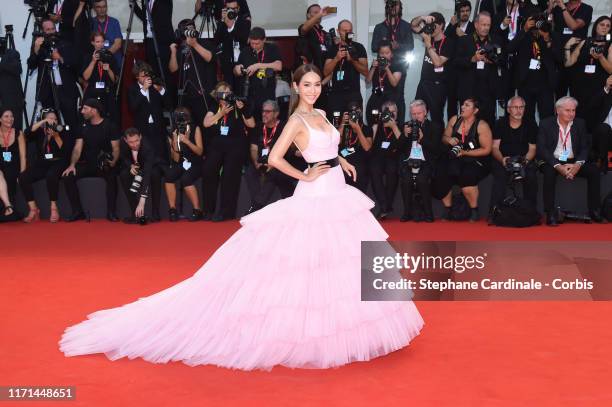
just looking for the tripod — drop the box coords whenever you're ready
[193,3,217,39]
[176,44,210,113]
[1,26,29,129]
[30,56,67,130]
[115,1,136,100]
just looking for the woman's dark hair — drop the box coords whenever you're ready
[173,106,192,124]
[289,64,323,114]
[90,31,106,42]
[377,39,393,53]
[430,12,445,27]
[463,98,480,114]
[0,107,14,117]
[591,16,612,38]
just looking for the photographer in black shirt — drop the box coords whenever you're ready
[490,96,538,210]
[82,32,119,124]
[398,100,443,222]
[371,0,414,65]
[336,101,373,193]
[366,40,403,125]
[62,98,120,222]
[195,0,251,22]
[297,4,334,71]
[213,0,251,90]
[19,109,69,223]
[324,20,368,119]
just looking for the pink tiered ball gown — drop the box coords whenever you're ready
[59,109,424,370]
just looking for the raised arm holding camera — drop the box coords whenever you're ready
[296,4,333,72]
[336,102,372,193]
[19,109,69,223]
[366,40,403,124]
[371,0,413,65]
[82,32,119,124]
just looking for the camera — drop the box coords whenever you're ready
[216,91,246,106]
[39,33,59,61]
[377,56,389,68]
[422,23,436,35]
[348,108,362,124]
[478,43,502,64]
[173,110,190,135]
[532,13,552,33]
[143,69,164,87]
[44,122,64,133]
[380,107,394,123]
[588,35,611,55]
[405,120,421,141]
[129,170,142,194]
[332,111,342,127]
[505,156,526,181]
[371,109,380,122]
[226,7,239,20]
[400,157,423,178]
[95,48,113,64]
[24,0,49,19]
[96,151,113,172]
[449,144,463,158]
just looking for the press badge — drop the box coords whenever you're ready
[410,144,425,160]
[182,159,192,170]
[468,142,475,149]
[320,44,327,52]
[2,151,11,162]
[340,147,355,157]
[434,66,444,73]
[104,40,110,48]
[261,148,269,156]
[559,150,569,162]
[220,126,229,136]
[584,65,596,74]
[45,153,53,160]
[381,141,391,149]
[96,81,106,89]
[529,59,540,70]
[563,28,573,35]
[476,61,485,70]
[336,70,345,81]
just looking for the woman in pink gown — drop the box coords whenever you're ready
[59,64,424,371]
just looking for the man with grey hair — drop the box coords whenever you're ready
[454,10,506,127]
[537,96,605,225]
[245,100,301,213]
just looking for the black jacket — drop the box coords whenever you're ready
[397,120,444,163]
[134,0,175,45]
[506,29,561,89]
[213,17,251,66]
[0,49,24,109]
[537,117,590,166]
[587,87,612,129]
[127,83,166,131]
[120,138,158,197]
[26,37,79,99]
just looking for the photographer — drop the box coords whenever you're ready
[61,98,120,222]
[366,40,404,124]
[337,102,373,193]
[18,109,69,223]
[547,0,593,99]
[537,96,605,225]
[195,0,251,22]
[440,98,493,222]
[234,27,282,120]
[46,0,81,41]
[490,96,538,211]
[163,107,204,221]
[324,20,368,119]
[454,11,506,127]
[27,19,79,136]
[588,75,612,172]
[119,128,162,224]
[0,108,26,207]
[90,0,123,66]
[413,12,455,125]
[296,4,333,72]
[507,13,561,122]
[564,16,612,130]
[245,100,299,213]
[170,19,217,128]
[0,27,25,131]
[133,0,174,83]
[213,0,251,90]
[203,81,255,221]
[82,32,119,124]
[369,100,402,219]
[398,100,443,222]
[371,0,414,66]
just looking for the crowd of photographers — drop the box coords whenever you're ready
[0,0,610,227]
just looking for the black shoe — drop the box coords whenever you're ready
[400,214,412,222]
[202,211,212,221]
[440,206,451,221]
[65,211,86,222]
[168,208,179,222]
[211,213,225,222]
[469,207,480,223]
[106,212,119,222]
[589,210,608,224]
[378,211,388,220]
[189,209,203,222]
[122,216,138,224]
[546,212,558,227]
[423,216,434,223]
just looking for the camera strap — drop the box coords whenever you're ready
[262,121,278,148]
[385,18,400,42]
[1,128,12,151]
[96,17,110,35]
[313,26,325,45]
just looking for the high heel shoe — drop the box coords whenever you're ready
[23,208,40,223]
[49,207,60,223]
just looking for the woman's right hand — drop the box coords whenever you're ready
[220,104,234,116]
[304,162,330,181]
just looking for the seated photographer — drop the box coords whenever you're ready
[369,100,402,219]
[213,0,251,90]
[245,100,299,213]
[439,98,493,222]
[0,107,26,206]
[371,0,414,67]
[564,16,612,130]
[170,19,217,129]
[234,27,282,120]
[119,128,162,224]
[61,98,120,222]
[82,32,119,124]
[90,0,123,66]
[588,75,612,172]
[454,11,506,128]
[195,0,251,22]
[163,108,204,222]
[490,96,538,211]
[203,82,255,222]
[18,109,69,223]
[336,102,373,193]
[27,18,80,136]
[324,20,368,119]
[537,96,605,225]
[366,40,404,125]
[413,12,455,125]
[507,14,561,122]
[398,100,443,222]
[297,4,334,72]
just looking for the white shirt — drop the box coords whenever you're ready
[553,120,574,160]
[145,0,155,39]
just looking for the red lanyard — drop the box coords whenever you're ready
[55,0,63,15]
[460,121,468,143]
[257,49,265,63]
[559,124,571,150]
[378,68,386,89]
[386,18,400,42]
[436,36,446,55]
[97,62,104,79]
[532,41,540,59]
[313,26,325,44]
[97,17,109,35]
[1,128,11,150]
[347,129,357,146]
[263,121,278,147]
[384,128,393,140]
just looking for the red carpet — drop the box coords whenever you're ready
[1,220,611,406]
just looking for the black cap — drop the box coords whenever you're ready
[82,98,104,115]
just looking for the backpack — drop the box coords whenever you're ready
[450,192,471,221]
[491,197,541,227]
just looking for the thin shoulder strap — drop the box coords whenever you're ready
[293,112,313,130]
[315,109,334,127]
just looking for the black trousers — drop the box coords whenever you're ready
[541,162,600,213]
[18,159,65,202]
[399,161,433,217]
[415,80,447,125]
[518,85,554,123]
[490,160,538,207]
[202,145,246,218]
[0,161,19,199]
[244,164,296,210]
[369,152,399,212]
[327,90,362,121]
[592,123,612,162]
[163,160,202,186]
[120,165,163,215]
[344,153,370,194]
[62,163,118,214]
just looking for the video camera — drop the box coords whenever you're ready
[24,0,49,20]
[505,156,526,181]
[0,25,14,56]
[216,91,247,107]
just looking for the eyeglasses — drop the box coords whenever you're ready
[262,110,276,113]
[508,105,525,110]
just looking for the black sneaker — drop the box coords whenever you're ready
[106,212,119,222]
[400,214,412,222]
[469,208,480,223]
[168,208,179,222]
[65,211,86,222]
[189,209,204,222]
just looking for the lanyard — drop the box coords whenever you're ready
[460,121,468,144]
[386,18,400,42]
[378,67,386,89]
[97,62,104,79]
[347,128,358,147]
[55,0,64,15]
[257,49,265,63]
[559,124,571,150]
[532,41,541,59]
[313,26,325,44]
[97,17,109,35]
[263,121,278,147]
[436,36,446,55]
[1,128,10,150]
[384,127,393,140]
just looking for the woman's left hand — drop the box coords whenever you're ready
[341,160,357,182]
